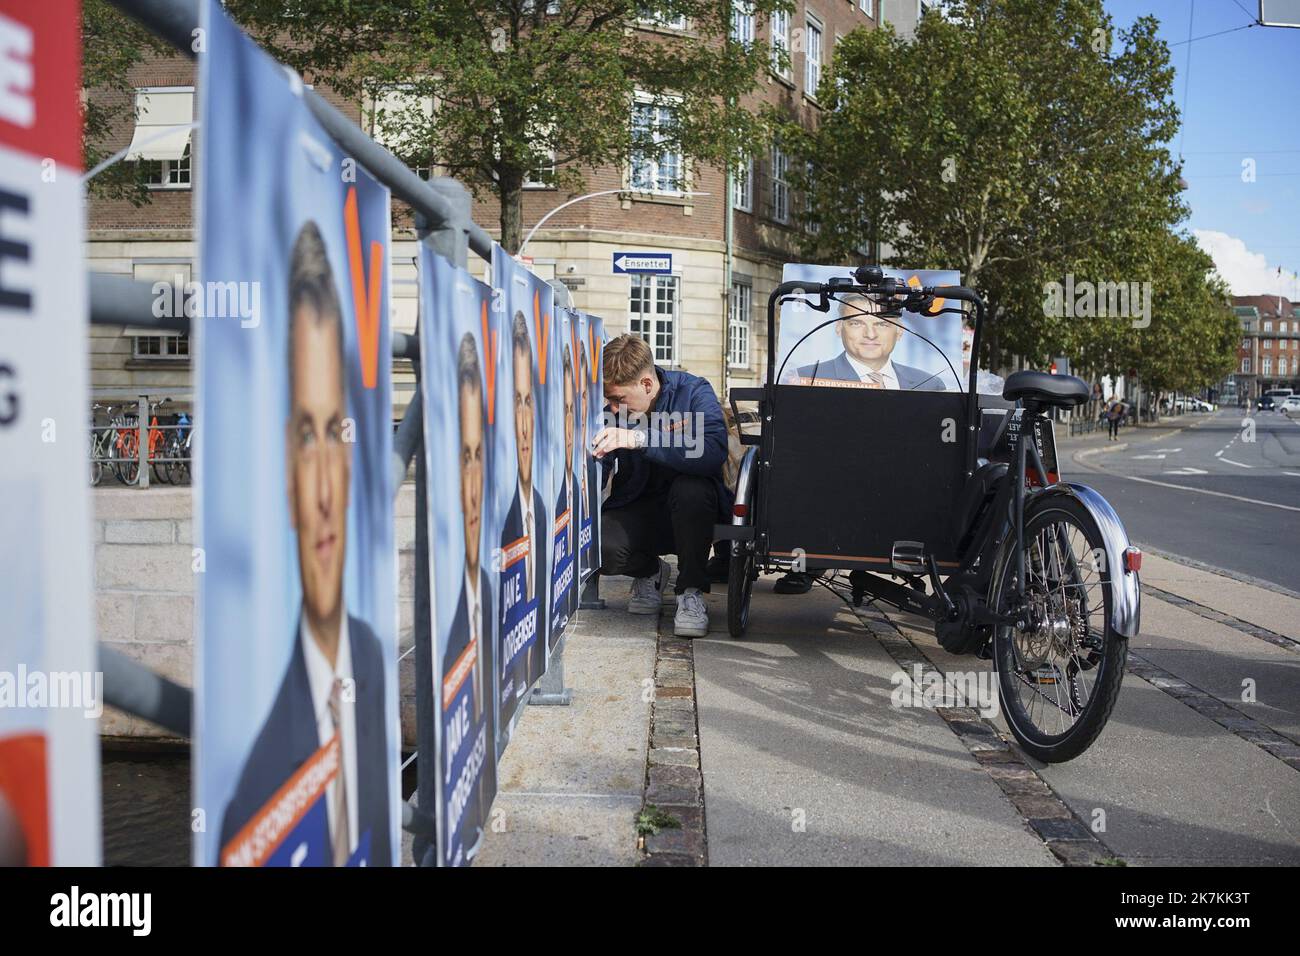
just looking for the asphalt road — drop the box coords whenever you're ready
[1067,409,1300,592]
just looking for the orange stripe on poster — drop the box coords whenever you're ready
[220,736,339,867]
[443,639,478,711]
[533,290,549,386]
[344,187,383,389]
[0,733,50,867]
[481,301,497,426]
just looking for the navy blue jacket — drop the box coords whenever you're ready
[602,366,732,519]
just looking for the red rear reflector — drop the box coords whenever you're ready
[733,503,749,517]
[1123,547,1142,572]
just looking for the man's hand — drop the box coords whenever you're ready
[591,426,643,458]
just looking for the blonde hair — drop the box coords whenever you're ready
[603,333,655,386]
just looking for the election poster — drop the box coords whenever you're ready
[419,250,498,867]
[577,313,604,584]
[549,307,580,652]
[0,0,100,867]
[776,265,964,393]
[196,0,398,867]
[573,313,599,583]
[489,245,552,745]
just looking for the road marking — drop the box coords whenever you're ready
[1094,473,1300,512]
[1132,454,1166,460]
[1215,450,1224,457]
[1220,457,1253,469]
[1163,467,1207,475]
[1152,448,1182,453]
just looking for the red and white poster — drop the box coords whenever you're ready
[0,0,101,866]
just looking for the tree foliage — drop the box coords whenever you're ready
[224,0,790,252]
[781,0,1235,391]
[82,0,169,205]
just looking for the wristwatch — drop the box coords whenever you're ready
[632,429,647,450]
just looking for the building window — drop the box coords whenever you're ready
[1282,321,1289,333]
[805,16,823,96]
[1264,339,1273,350]
[1264,320,1273,332]
[1281,358,1290,376]
[770,9,791,79]
[860,0,874,16]
[630,99,682,194]
[368,84,435,179]
[733,156,753,212]
[1263,357,1272,375]
[638,3,686,29]
[133,333,190,359]
[728,280,752,368]
[629,274,679,364]
[1242,358,1251,374]
[129,87,195,190]
[731,2,754,45]
[770,142,789,223]
[129,261,192,362]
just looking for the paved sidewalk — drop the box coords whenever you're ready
[472,589,657,866]
[693,580,1057,866]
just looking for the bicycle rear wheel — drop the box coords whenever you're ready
[990,495,1127,763]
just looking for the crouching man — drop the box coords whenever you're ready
[592,334,731,637]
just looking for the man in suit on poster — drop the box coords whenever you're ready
[795,293,941,391]
[550,347,577,649]
[499,311,547,730]
[220,220,390,868]
[441,331,497,857]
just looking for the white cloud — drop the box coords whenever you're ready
[1193,229,1300,297]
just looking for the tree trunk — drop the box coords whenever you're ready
[499,176,525,255]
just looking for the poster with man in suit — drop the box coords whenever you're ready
[776,265,963,392]
[420,251,498,866]
[549,310,579,650]
[490,246,552,745]
[198,2,397,867]
[578,314,605,584]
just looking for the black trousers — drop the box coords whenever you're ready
[1107,417,1120,439]
[600,474,718,594]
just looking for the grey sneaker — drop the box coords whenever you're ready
[628,560,670,614]
[674,588,709,638]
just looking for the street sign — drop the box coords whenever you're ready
[613,252,672,274]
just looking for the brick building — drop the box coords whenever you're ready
[1230,295,1299,404]
[86,2,924,407]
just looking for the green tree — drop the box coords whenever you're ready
[82,0,168,205]
[224,0,788,252]
[782,0,1187,369]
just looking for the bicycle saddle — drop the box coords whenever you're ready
[1002,370,1089,407]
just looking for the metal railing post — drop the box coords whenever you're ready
[136,394,150,489]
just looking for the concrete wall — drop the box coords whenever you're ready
[95,485,418,749]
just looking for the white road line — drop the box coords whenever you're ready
[1285,472,1300,478]
[1099,473,1300,512]
[1215,450,1224,457]
[1219,457,1253,469]
[1164,467,1208,475]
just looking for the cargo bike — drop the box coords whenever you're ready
[716,266,1141,762]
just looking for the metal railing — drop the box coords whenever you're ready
[93,0,589,865]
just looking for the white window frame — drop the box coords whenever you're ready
[1242,358,1251,374]
[628,273,680,365]
[805,14,824,97]
[1263,357,1273,375]
[731,2,755,45]
[367,82,436,180]
[1281,357,1290,376]
[1264,320,1273,331]
[638,4,686,30]
[129,260,192,361]
[770,142,789,223]
[733,156,753,212]
[728,279,752,368]
[860,0,874,17]
[629,95,684,195]
[133,86,195,191]
[770,9,791,79]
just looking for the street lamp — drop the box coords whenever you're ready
[518,188,709,257]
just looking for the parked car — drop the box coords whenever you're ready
[1280,395,1300,417]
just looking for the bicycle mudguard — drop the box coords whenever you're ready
[1027,482,1141,639]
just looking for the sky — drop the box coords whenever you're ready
[1104,0,1300,299]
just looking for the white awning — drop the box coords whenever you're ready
[125,90,194,162]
